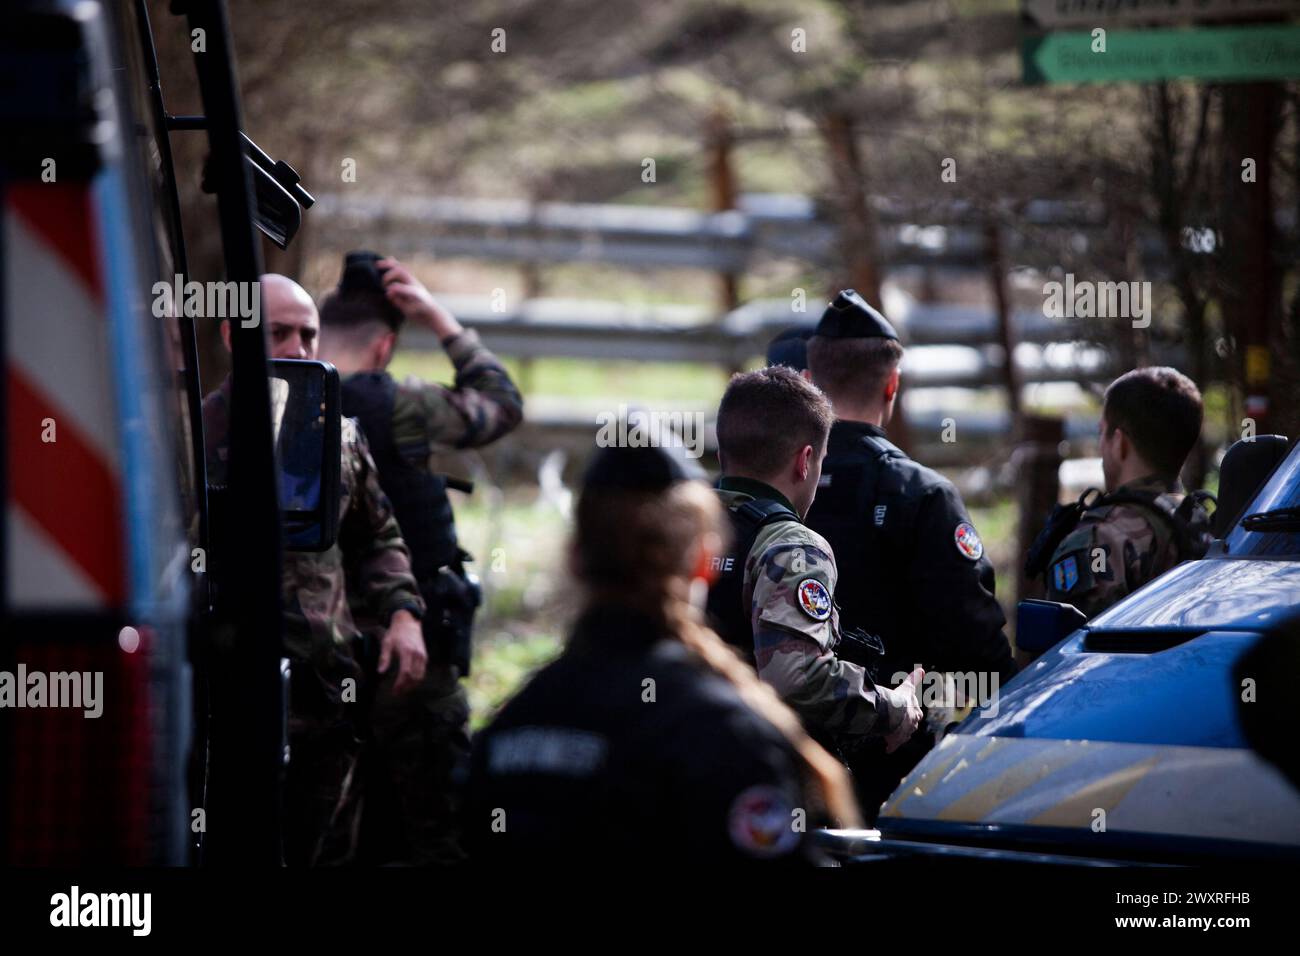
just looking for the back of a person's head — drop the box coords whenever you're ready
[1103,366,1204,478]
[765,326,813,371]
[319,251,405,349]
[319,287,400,348]
[716,365,834,479]
[574,478,725,608]
[807,335,903,409]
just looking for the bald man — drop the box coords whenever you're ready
[203,274,427,866]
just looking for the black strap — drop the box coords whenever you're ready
[1024,488,1102,579]
[734,498,799,531]
[1101,489,1191,561]
[705,496,800,658]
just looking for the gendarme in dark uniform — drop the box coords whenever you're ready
[803,292,1015,811]
[466,444,816,865]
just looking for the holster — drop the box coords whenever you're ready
[420,548,482,677]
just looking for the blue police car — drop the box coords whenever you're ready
[822,436,1300,864]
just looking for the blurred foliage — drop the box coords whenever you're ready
[454,491,568,730]
[391,352,731,404]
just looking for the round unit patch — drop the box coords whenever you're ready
[954,522,984,561]
[796,578,832,621]
[728,785,799,857]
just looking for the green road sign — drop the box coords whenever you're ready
[1022,0,1300,31]
[1023,23,1300,84]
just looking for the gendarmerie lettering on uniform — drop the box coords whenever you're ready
[0,665,102,718]
[487,727,609,777]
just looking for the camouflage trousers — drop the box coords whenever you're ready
[357,663,470,866]
[282,654,365,868]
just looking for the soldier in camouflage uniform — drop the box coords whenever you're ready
[318,253,524,865]
[1042,367,1210,621]
[204,274,428,866]
[707,367,922,757]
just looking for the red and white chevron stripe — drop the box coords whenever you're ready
[5,182,126,611]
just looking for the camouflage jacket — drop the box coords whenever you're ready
[386,328,524,454]
[718,481,897,743]
[202,378,424,680]
[1044,474,1189,619]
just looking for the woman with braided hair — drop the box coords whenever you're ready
[466,442,860,864]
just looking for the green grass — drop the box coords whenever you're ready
[467,630,562,732]
[453,490,568,730]
[967,498,1020,632]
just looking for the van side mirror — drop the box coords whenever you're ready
[201,134,314,249]
[1015,599,1087,658]
[268,359,340,552]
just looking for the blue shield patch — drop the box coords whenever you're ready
[1052,555,1079,593]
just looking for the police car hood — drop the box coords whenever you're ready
[876,559,1300,854]
[962,558,1300,750]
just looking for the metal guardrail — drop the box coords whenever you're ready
[314,191,1168,271]
[398,291,1170,388]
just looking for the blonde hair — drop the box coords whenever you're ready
[574,478,863,828]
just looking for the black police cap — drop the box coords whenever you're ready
[583,440,705,494]
[765,326,814,371]
[814,289,898,340]
[336,250,404,330]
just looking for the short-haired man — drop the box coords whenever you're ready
[1041,366,1209,619]
[318,252,523,865]
[804,290,1015,816]
[707,366,922,757]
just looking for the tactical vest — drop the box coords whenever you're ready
[804,432,912,672]
[705,497,800,662]
[341,372,460,585]
[1025,486,1216,582]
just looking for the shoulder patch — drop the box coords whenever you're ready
[728,785,799,857]
[1051,554,1080,593]
[954,521,984,561]
[796,578,832,621]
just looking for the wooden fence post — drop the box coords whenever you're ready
[1015,414,1064,610]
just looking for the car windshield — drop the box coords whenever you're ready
[1224,444,1300,558]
